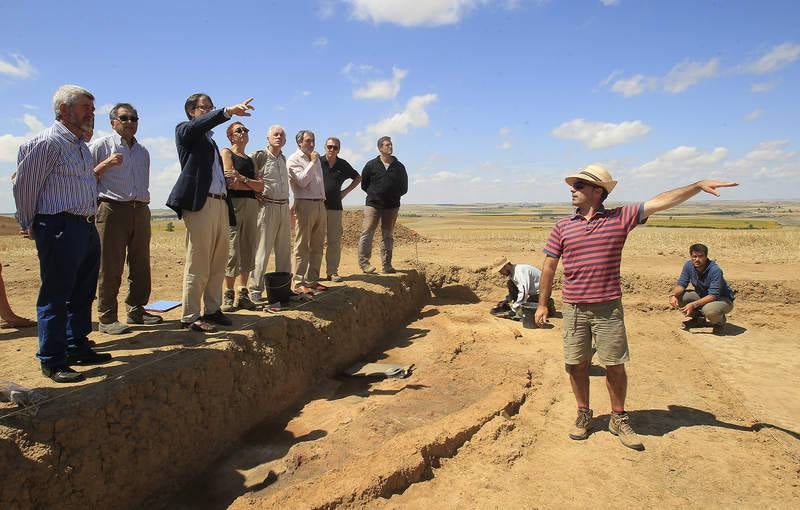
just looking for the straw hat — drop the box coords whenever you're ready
[564,164,617,194]
[492,256,510,273]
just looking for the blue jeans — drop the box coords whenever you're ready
[33,213,100,368]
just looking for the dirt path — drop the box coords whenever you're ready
[166,281,799,509]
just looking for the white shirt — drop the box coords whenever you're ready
[510,264,542,310]
[89,133,151,202]
[286,149,325,200]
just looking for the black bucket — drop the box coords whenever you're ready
[266,272,295,304]
[520,303,537,329]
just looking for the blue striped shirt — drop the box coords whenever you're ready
[13,121,97,229]
[89,133,151,202]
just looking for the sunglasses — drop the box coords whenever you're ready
[326,145,339,150]
[572,181,598,190]
[233,127,249,134]
[116,115,139,122]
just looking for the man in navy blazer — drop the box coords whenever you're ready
[167,93,254,332]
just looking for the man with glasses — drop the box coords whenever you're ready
[90,103,161,335]
[358,136,408,274]
[166,93,254,332]
[14,84,112,383]
[248,125,293,303]
[287,130,328,294]
[534,165,737,450]
[321,137,361,282]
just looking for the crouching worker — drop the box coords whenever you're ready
[491,256,556,319]
[669,243,735,335]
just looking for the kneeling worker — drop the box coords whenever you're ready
[492,256,556,318]
[669,243,735,335]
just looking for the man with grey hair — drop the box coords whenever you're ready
[287,130,328,293]
[89,103,162,335]
[13,84,112,383]
[248,125,293,302]
[358,136,408,274]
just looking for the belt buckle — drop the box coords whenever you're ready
[87,215,95,223]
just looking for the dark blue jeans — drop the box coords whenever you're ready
[33,213,100,368]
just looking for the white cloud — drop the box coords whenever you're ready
[313,37,328,47]
[751,81,777,93]
[302,90,312,96]
[600,0,620,6]
[742,42,800,74]
[611,74,656,97]
[0,114,47,162]
[634,146,729,177]
[140,136,176,160]
[743,109,763,122]
[662,58,720,94]
[606,58,718,97]
[155,160,181,185]
[0,54,35,79]
[499,141,512,150]
[98,103,114,115]
[725,140,798,179]
[551,118,650,149]
[341,62,375,81]
[354,67,408,100]
[499,127,511,136]
[347,0,482,27]
[319,0,335,18]
[365,94,437,136]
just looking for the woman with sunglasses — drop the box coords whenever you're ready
[220,122,264,311]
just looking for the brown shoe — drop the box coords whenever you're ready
[311,282,328,292]
[569,408,593,440]
[181,319,216,332]
[609,412,644,450]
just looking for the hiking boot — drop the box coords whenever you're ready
[568,408,593,440]
[98,321,131,335]
[127,310,163,325]
[221,289,236,312]
[250,291,266,305]
[681,316,708,330]
[203,309,232,326]
[609,412,644,451]
[328,273,342,282]
[361,264,376,274]
[382,265,396,274]
[237,288,256,310]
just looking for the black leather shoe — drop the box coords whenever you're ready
[181,319,216,332]
[202,309,232,326]
[42,365,85,383]
[66,349,113,366]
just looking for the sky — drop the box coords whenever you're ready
[1,0,799,213]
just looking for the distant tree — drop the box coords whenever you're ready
[165,221,175,232]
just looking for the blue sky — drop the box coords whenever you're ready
[1,0,799,213]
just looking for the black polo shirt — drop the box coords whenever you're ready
[321,156,359,210]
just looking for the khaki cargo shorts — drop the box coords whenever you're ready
[562,299,629,366]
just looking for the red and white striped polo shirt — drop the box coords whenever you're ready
[543,203,646,304]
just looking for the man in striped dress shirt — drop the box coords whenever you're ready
[13,84,112,383]
[534,164,737,450]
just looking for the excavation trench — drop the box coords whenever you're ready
[0,271,432,510]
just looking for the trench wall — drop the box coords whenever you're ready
[0,271,429,510]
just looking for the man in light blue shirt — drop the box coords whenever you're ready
[90,103,162,335]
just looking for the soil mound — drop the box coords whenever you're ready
[341,209,428,247]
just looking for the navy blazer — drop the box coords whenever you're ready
[166,108,236,225]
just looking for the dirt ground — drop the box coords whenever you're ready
[1,212,799,508]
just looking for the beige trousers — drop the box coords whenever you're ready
[181,197,229,322]
[226,197,259,277]
[248,202,292,294]
[325,209,343,277]
[293,199,327,286]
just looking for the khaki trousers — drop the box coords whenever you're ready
[293,199,327,286]
[325,209,343,276]
[226,197,259,277]
[248,202,292,294]
[358,206,399,270]
[679,291,734,325]
[181,197,229,322]
[95,201,152,323]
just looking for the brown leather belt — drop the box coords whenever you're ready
[55,212,95,223]
[295,198,324,202]
[98,197,150,208]
[207,193,227,200]
[263,197,289,205]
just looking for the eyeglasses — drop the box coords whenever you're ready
[572,181,598,191]
[234,127,249,134]
[116,115,139,123]
[326,145,339,150]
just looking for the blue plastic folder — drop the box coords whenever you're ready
[144,300,181,312]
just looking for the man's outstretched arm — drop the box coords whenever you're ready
[643,180,738,219]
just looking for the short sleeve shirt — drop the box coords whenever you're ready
[321,157,359,210]
[544,203,646,304]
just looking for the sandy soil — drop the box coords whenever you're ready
[1,215,799,508]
